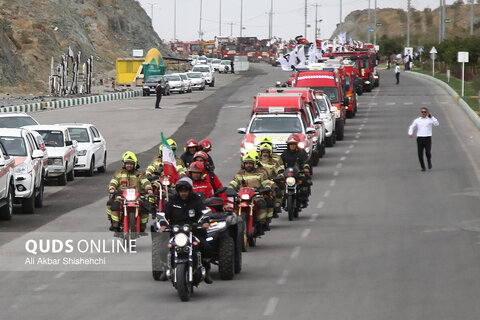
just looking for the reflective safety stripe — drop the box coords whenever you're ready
[229,180,239,188]
[106,208,112,215]
[110,179,119,186]
[111,215,120,222]
[141,217,148,224]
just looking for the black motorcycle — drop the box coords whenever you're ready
[283,167,302,221]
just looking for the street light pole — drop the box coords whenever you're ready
[407,0,411,47]
[340,0,343,34]
[199,0,203,40]
[269,0,273,39]
[470,0,474,36]
[240,0,243,37]
[373,0,377,46]
[174,0,177,40]
[219,0,222,36]
[367,0,371,43]
[305,0,308,38]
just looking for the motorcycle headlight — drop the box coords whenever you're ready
[14,163,31,174]
[286,177,296,187]
[174,233,189,247]
[77,150,87,156]
[241,194,250,200]
[244,142,255,151]
[172,225,180,233]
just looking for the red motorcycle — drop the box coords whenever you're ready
[114,188,147,246]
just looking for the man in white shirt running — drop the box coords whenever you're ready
[408,107,440,171]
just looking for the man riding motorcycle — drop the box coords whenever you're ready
[188,161,228,211]
[229,151,273,234]
[199,138,215,171]
[180,139,200,169]
[259,136,284,166]
[159,177,213,284]
[167,138,187,176]
[107,151,153,233]
[193,151,225,194]
[281,134,312,208]
[259,143,285,217]
[146,141,186,178]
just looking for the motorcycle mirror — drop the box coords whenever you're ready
[213,187,227,196]
[201,208,212,216]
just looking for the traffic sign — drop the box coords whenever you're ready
[368,28,375,32]
[376,23,382,26]
[458,51,469,63]
[430,46,437,54]
[418,46,424,52]
[445,19,451,23]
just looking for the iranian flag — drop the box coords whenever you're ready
[161,133,179,184]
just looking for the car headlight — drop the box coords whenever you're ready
[50,158,63,166]
[174,233,189,247]
[14,163,31,174]
[77,150,87,156]
[298,142,305,149]
[286,177,296,187]
[244,142,255,151]
[143,85,149,89]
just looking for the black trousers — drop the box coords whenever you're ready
[155,94,162,108]
[395,72,400,84]
[417,136,432,169]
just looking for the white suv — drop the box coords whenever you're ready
[58,123,107,176]
[0,141,15,220]
[23,125,77,185]
[314,92,337,147]
[191,65,215,87]
[0,128,46,213]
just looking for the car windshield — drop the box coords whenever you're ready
[187,73,202,78]
[0,137,27,156]
[311,87,339,103]
[179,74,187,80]
[212,59,221,64]
[146,76,162,83]
[36,130,64,147]
[193,67,210,73]
[0,116,37,128]
[207,58,213,63]
[166,75,181,81]
[250,117,303,133]
[68,128,90,143]
[315,97,328,112]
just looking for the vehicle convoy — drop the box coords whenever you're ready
[238,93,316,161]
[0,138,17,220]
[191,65,215,87]
[173,73,192,93]
[314,91,337,147]
[23,125,77,186]
[293,69,347,140]
[59,123,107,176]
[0,128,46,213]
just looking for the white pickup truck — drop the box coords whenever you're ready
[23,125,77,186]
[0,141,15,220]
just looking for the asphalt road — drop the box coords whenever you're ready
[1,64,480,320]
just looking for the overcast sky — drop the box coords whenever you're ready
[138,0,453,42]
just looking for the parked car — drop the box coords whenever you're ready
[28,130,49,178]
[58,123,107,176]
[186,72,206,91]
[210,59,222,71]
[143,75,170,96]
[220,60,231,73]
[314,92,337,147]
[23,125,77,186]
[165,74,188,94]
[0,141,15,220]
[191,65,215,87]
[0,128,46,213]
[0,113,39,128]
[173,73,192,93]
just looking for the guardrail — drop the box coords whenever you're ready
[0,89,143,113]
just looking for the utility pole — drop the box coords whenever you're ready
[373,0,377,46]
[199,0,203,40]
[407,0,411,47]
[230,22,233,37]
[315,3,319,44]
[269,0,273,39]
[305,0,308,38]
[240,0,243,37]
[219,0,222,36]
[438,0,442,42]
[148,3,158,24]
[340,0,343,34]
[442,0,446,40]
[174,0,177,40]
[367,0,371,43]
[470,0,474,36]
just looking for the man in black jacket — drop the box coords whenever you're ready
[281,134,312,208]
[159,177,213,283]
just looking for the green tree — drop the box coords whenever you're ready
[378,35,404,57]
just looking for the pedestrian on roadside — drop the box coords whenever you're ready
[155,80,163,109]
[394,63,401,84]
[230,59,235,74]
[386,59,391,70]
[408,107,439,171]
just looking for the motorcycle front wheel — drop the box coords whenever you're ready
[176,264,192,302]
[287,195,295,221]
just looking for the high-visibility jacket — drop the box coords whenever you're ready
[146,155,186,176]
[259,157,284,179]
[108,168,152,191]
[229,168,272,190]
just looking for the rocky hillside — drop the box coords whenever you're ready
[0,0,176,93]
[331,2,480,45]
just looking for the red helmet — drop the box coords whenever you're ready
[286,133,300,144]
[186,139,199,148]
[200,139,212,152]
[193,151,209,164]
[188,161,205,174]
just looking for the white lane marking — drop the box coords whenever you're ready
[355,135,360,139]
[317,201,324,209]
[340,156,346,161]
[324,190,330,197]
[277,270,290,285]
[345,150,351,154]
[349,144,354,149]
[55,272,65,279]
[356,131,361,135]
[369,102,378,105]
[223,105,237,109]
[290,246,301,259]
[404,102,413,105]
[330,179,336,186]
[333,171,339,176]
[301,228,311,239]
[336,163,342,168]
[263,297,279,316]
[309,213,319,222]
[353,139,358,143]
[239,105,251,109]
[34,284,49,292]
[387,102,396,105]
[358,127,363,131]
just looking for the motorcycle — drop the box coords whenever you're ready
[283,167,304,221]
[156,218,208,302]
[204,195,243,279]
[113,188,147,246]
